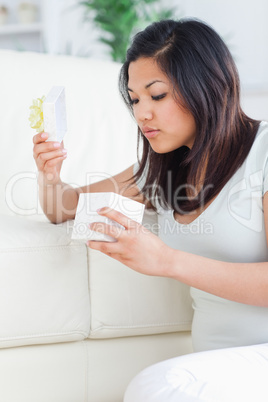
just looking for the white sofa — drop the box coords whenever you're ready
[0,49,194,402]
[1,49,268,402]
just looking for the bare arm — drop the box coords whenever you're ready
[166,249,268,307]
[45,165,144,224]
[166,192,268,306]
[33,132,144,223]
[87,193,268,307]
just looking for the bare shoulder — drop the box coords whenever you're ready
[78,164,146,204]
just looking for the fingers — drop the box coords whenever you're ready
[33,134,62,156]
[88,221,127,258]
[89,221,125,240]
[45,155,67,168]
[97,207,138,230]
[33,132,49,144]
[34,148,67,172]
[35,148,67,163]
[33,132,66,172]
[87,239,123,259]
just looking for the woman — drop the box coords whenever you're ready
[33,19,268,402]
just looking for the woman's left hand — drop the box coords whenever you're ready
[87,207,172,277]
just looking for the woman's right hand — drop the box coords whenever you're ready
[33,132,67,185]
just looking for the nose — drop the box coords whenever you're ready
[134,101,153,124]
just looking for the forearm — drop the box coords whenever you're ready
[167,249,268,307]
[38,174,79,224]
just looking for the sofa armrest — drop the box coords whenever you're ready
[0,215,90,349]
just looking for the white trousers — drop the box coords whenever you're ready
[124,343,268,402]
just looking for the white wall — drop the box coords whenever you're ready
[42,0,108,58]
[42,0,268,92]
[169,0,268,91]
[2,0,267,114]
[167,0,268,119]
[0,0,42,52]
[2,0,268,91]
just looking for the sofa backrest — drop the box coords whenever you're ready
[1,49,268,217]
[0,50,137,217]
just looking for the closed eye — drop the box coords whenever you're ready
[129,93,167,106]
[152,93,167,101]
[129,98,139,106]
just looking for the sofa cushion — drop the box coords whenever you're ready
[87,210,194,339]
[0,212,193,348]
[0,215,90,349]
[88,250,193,339]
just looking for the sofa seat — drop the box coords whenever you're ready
[0,213,193,401]
[0,213,193,347]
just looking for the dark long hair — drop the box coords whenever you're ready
[119,19,260,213]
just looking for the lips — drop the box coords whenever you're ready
[142,126,160,139]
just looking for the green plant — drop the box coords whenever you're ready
[79,0,177,62]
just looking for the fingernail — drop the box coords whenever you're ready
[53,142,60,148]
[41,133,47,138]
[62,149,67,154]
[96,208,103,213]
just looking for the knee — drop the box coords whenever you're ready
[124,344,268,401]
[124,364,164,402]
[123,358,198,402]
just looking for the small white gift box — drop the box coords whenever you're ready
[43,86,67,143]
[72,192,145,242]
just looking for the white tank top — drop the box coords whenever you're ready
[134,121,268,351]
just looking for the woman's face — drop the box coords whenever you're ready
[128,57,196,153]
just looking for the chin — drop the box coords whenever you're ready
[149,137,193,153]
[149,142,181,154]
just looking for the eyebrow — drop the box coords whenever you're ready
[128,80,165,92]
